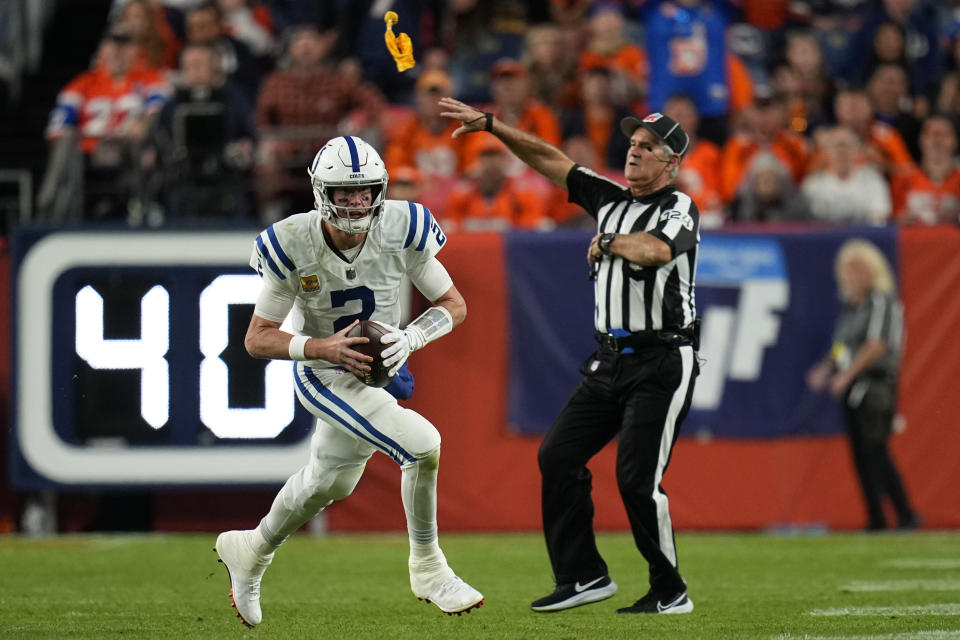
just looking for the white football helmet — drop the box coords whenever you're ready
[308,136,389,234]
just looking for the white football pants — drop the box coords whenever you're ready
[257,365,442,556]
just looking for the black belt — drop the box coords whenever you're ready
[595,328,695,352]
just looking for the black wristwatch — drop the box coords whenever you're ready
[598,233,616,255]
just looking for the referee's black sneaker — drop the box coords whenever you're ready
[530,575,618,612]
[616,588,694,614]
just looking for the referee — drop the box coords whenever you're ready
[440,99,699,615]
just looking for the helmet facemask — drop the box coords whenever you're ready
[308,136,389,234]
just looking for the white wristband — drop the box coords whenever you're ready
[288,334,309,361]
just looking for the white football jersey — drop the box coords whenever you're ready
[249,200,447,368]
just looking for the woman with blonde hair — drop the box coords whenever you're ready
[807,238,919,531]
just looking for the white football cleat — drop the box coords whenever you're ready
[409,559,484,615]
[214,530,273,627]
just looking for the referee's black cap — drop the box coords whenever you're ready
[620,112,690,156]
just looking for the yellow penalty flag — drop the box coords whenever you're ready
[384,11,415,72]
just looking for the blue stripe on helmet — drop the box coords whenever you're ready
[403,201,418,248]
[266,224,296,271]
[311,147,325,173]
[299,367,416,465]
[256,234,286,280]
[416,206,433,251]
[343,136,361,172]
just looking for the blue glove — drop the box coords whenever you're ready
[383,361,414,400]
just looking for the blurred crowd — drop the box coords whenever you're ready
[34,0,960,230]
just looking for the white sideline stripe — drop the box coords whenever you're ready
[776,632,960,640]
[841,579,960,592]
[809,603,960,616]
[885,559,960,570]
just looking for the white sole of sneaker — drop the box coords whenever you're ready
[418,596,485,616]
[659,597,694,614]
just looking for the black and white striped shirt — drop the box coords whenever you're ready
[833,290,903,380]
[567,165,700,333]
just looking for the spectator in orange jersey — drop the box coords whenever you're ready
[663,93,724,228]
[461,58,562,179]
[444,135,550,232]
[825,87,914,178]
[719,86,809,204]
[891,115,960,225]
[46,25,169,156]
[577,2,648,109]
[41,23,170,221]
[385,69,468,216]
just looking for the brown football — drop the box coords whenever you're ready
[346,320,392,387]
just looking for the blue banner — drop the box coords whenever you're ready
[505,226,899,438]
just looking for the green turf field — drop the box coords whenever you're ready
[1,531,959,639]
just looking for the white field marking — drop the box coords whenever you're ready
[775,631,960,640]
[840,579,960,592]
[808,603,960,616]
[884,559,960,570]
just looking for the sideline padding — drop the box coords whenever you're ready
[2,228,958,532]
[327,228,960,532]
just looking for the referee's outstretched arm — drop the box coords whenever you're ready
[439,97,574,189]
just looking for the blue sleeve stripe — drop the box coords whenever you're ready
[54,104,79,127]
[256,235,286,280]
[403,201,418,249]
[416,205,432,251]
[144,94,166,108]
[266,224,296,271]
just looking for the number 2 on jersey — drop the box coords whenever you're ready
[331,286,375,332]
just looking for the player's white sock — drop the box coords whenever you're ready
[250,525,280,556]
[402,448,442,563]
[258,451,365,546]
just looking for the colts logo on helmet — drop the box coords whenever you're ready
[349,173,365,179]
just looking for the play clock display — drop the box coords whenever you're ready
[12,231,315,488]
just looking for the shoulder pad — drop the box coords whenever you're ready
[253,213,315,281]
[379,199,446,256]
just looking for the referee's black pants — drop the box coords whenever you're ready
[844,380,915,530]
[537,343,697,595]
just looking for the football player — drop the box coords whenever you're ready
[214,136,483,626]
